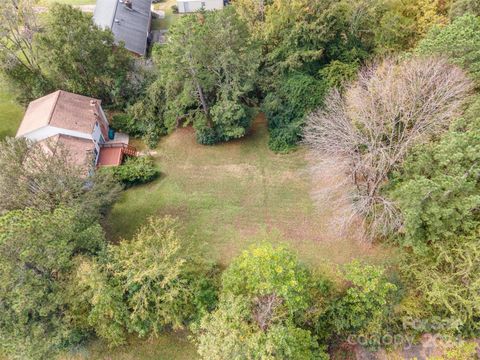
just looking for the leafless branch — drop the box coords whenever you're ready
[304,57,473,241]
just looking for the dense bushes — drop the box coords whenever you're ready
[72,216,219,347]
[416,14,480,83]
[195,243,331,359]
[328,261,397,347]
[194,242,399,358]
[105,156,159,186]
[263,74,327,152]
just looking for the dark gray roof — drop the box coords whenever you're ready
[93,0,152,56]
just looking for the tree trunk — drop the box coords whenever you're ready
[187,53,212,127]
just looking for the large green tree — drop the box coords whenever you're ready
[388,99,480,335]
[0,2,133,105]
[0,207,105,360]
[36,3,132,104]
[195,243,330,359]
[149,7,260,145]
[71,216,218,346]
[416,14,480,83]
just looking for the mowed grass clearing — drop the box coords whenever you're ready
[99,114,392,360]
[63,332,197,360]
[106,114,392,272]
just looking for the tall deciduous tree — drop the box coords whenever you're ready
[0,207,105,360]
[303,57,472,239]
[36,3,132,104]
[195,243,330,360]
[0,0,50,101]
[0,137,121,217]
[0,3,133,105]
[71,216,219,345]
[154,7,260,144]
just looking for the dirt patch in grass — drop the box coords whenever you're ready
[106,114,393,272]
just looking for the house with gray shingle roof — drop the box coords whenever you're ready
[93,0,152,56]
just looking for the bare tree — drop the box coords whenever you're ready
[304,57,473,240]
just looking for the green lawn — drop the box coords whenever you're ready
[97,114,393,359]
[0,82,23,140]
[152,0,179,30]
[106,114,391,271]
[62,332,198,360]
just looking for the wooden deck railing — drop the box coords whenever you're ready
[101,143,138,157]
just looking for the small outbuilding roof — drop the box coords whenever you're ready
[16,90,108,139]
[93,0,152,56]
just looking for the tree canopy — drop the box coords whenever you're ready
[141,7,260,145]
[0,1,133,105]
[0,207,105,359]
[195,243,330,360]
[0,137,121,218]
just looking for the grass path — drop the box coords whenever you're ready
[63,332,197,360]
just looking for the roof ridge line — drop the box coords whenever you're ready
[111,0,121,28]
[47,90,62,126]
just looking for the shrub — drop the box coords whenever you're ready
[263,73,326,153]
[329,261,397,346]
[171,4,179,13]
[195,126,218,145]
[110,113,139,136]
[318,60,359,90]
[108,156,159,186]
[268,126,301,153]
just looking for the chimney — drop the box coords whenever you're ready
[90,100,101,119]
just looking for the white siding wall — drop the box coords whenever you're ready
[91,122,104,152]
[177,0,224,13]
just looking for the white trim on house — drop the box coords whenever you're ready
[21,125,105,165]
[21,125,94,143]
